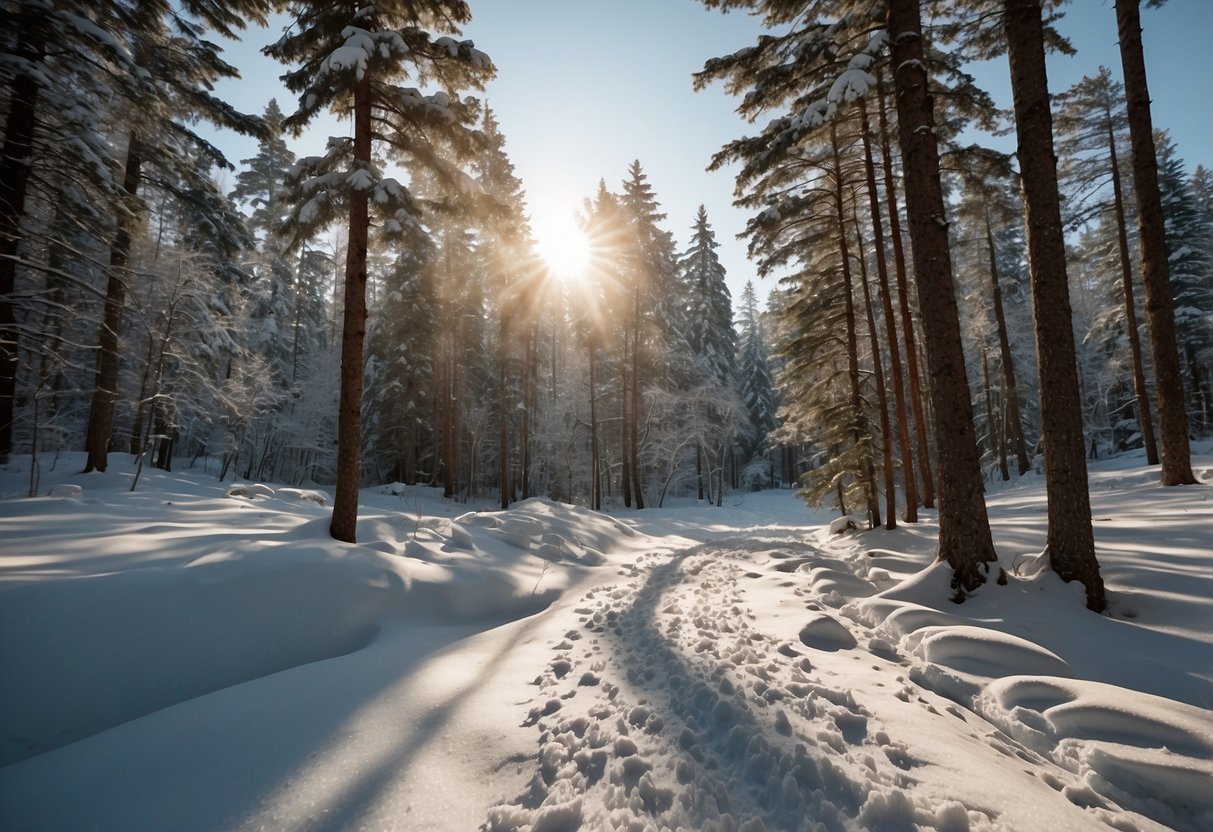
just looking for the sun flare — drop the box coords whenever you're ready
[533,212,591,284]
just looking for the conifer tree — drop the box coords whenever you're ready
[887,0,999,597]
[1002,0,1105,610]
[266,0,493,541]
[1115,0,1197,485]
[1056,68,1158,464]
[736,280,778,467]
[82,0,272,474]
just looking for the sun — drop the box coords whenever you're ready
[532,211,591,284]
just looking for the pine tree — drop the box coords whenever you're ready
[1155,131,1213,431]
[887,0,1000,597]
[1056,67,1158,464]
[736,280,778,468]
[266,0,493,541]
[681,205,742,505]
[1003,0,1105,611]
[82,0,272,474]
[1115,0,1197,485]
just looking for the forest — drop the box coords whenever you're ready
[2,1,1213,830]
[2,0,1210,580]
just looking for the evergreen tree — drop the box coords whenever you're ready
[266,0,494,541]
[1115,0,1197,485]
[1003,0,1104,611]
[1056,67,1157,463]
[887,0,1000,597]
[82,0,272,474]
[736,280,778,468]
[1155,131,1213,431]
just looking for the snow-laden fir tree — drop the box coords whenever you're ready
[680,205,745,505]
[735,280,778,483]
[266,0,493,541]
[1155,131,1213,432]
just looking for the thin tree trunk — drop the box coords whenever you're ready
[854,213,897,529]
[630,289,644,508]
[860,98,917,521]
[983,346,1008,480]
[0,24,42,463]
[876,68,934,508]
[1005,0,1105,610]
[984,209,1031,475]
[887,0,999,597]
[831,123,878,530]
[498,315,510,510]
[1107,120,1158,465]
[620,335,632,508]
[330,74,371,542]
[84,134,143,473]
[589,340,601,511]
[1115,0,1195,485]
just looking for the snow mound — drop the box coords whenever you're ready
[828,515,857,534]
[46,483,82,498]
[225,482,274,499]
[903,625,1072,704]
[977,676,1213,831]
[798,613,858,651]
[277,487,326,506]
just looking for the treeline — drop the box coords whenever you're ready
[1,1,1210,605]
[701,0,1211,611]
[0,0,785,531]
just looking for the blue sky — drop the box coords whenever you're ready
[210,1,1213,309]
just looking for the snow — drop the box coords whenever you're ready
[0,448,1210,831]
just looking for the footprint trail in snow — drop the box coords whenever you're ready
[484,539,969,832]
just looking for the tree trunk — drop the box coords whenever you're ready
[0,24,42,463]
[84,135,144,473]
[983,347,1007,480]
[860,98,917,521]
[854,214,897,529]
[499,315,510,510]
[876,68,934,508]
[1005,0,1105,610]
[329,74,372,543]
[620,334,632,507]
[887,0,999,597]
[1115,0,1195,485]
[984,209,1031,475]
[1107,119,1158,465]
[831,123,878,530]
[589,340,601,511]
[630,289,644,508]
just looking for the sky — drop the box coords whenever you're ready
[209,0,1213,311]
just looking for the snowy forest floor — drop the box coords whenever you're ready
[1,449,1211,832]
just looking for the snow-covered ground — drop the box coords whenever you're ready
[1,449,1210,831]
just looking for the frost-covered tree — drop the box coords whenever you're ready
[735,280,778,468]
[1056,67,1157,464]
[1155,132,1213,431]
[266,0,493,541]
[681,205,743,504]
[81,0,272,474]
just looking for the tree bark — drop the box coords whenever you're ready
[84,136,143,473]
[1115,0,1195,485]
[0,24,43,463]
[984,209,1031,475]
[860,98,917,521]
[589,340,601,511]
[854,214,897,529]
[329,73,372,542]
[499,315,511,510]
[876,69,934,508]
[1004,0,1105,610]
[630,289,644,508]
[831,123,878,529]
[1107,119,1158,465]
[887,0,999,597]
